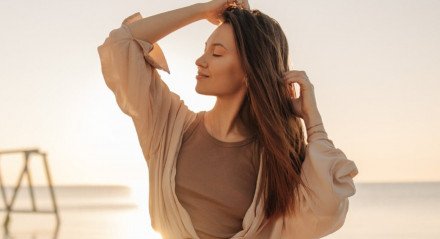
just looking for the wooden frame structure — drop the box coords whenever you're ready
[0,148,60,230]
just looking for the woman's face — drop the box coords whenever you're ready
[195,23,246,97]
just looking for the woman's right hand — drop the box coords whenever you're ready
[202,0,251,25]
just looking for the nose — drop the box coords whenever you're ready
[195,55,208,68]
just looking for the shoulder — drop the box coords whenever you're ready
[182,111,205,143]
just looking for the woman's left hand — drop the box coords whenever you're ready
[283,70,322,125]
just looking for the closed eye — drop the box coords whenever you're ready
[212,54,222,57]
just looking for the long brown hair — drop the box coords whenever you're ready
[222,7,310,220]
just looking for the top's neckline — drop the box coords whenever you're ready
[199,111,256,148]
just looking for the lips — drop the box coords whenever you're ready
[196,71,210,80]
[197,71,210,77]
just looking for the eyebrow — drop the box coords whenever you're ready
[204,42,228,50]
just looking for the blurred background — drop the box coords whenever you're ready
[0,0,439,238]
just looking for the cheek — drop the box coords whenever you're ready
[211,57,244,88]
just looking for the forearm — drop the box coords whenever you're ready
[126,3,206,43]
[303,111,327,139]
[303,111,323,130]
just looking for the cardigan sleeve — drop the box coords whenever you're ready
[97,12,196,161]
[283,129,358,238]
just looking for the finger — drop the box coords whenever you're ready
[234,0,249,9]
[284,72,311,87]
[283,73,304,82]
[288,83,297,98]
[226,0,237,8]
[231,0,241,7]
[283,70,307,77]
[283,74,307,86]
[243,0,251,9]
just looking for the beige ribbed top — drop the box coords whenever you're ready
[176,111,259,238]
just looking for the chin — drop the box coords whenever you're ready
[195,86,216,96]
[195,85,206,95]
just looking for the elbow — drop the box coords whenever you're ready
[313,193,350,218]
[313,198,350,238]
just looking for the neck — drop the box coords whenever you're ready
[205,93,250,141]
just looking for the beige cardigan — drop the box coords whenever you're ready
[97,12,358,239]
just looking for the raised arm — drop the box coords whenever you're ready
[97,1,245,161]
[282,128,358,238]
[126,3,206,44]
[126,0,250,43]
[96,2,211,160]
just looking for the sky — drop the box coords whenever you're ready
[1,0,439,191]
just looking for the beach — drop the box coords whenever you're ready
[1,182,439,238]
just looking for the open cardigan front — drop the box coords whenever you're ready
[97,12,359,239]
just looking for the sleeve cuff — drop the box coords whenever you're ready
[121,12,170,74]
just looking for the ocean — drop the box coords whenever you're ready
[0,182,439,239]
[325,182,440,239]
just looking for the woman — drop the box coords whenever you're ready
[97,0,358,238]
